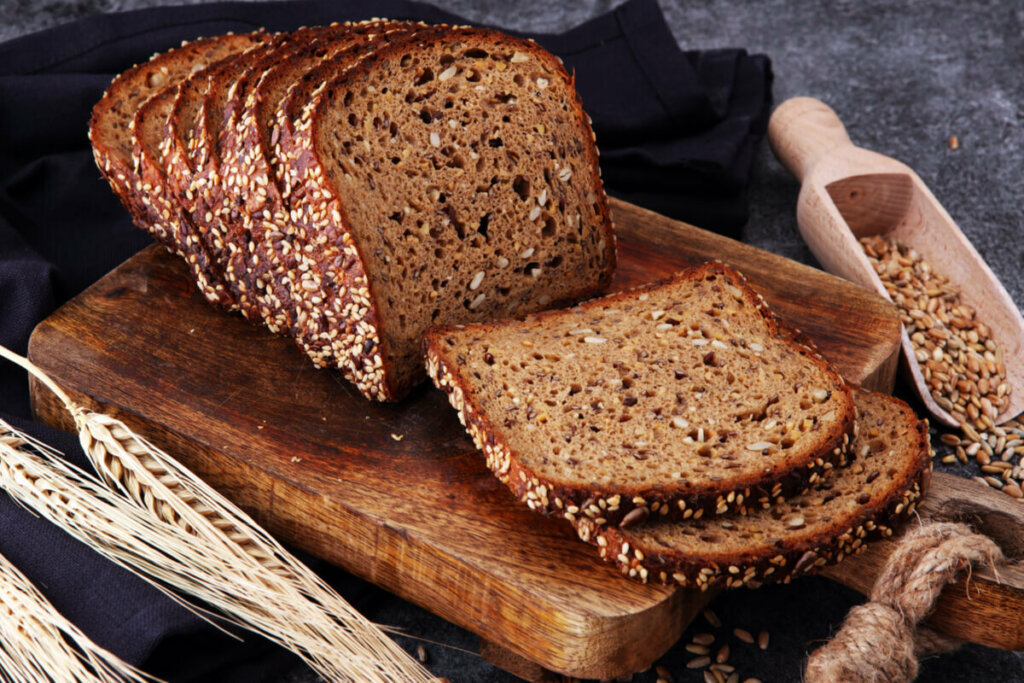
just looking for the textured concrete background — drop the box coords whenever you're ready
[3,1,1023,681]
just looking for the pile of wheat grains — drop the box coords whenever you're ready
[860,235,1024,500]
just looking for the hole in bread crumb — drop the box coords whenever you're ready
[477,213,490,238]
[541,215,556,238]
[414,68,434,86]
[513,175,530,200]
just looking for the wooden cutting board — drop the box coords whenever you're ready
[29,198,978,679]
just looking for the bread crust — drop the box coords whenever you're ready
[160,33,281,319]
[222,22,411,348]
[576,390,933,590]
[89,32,268,307]
[425,262,857,526]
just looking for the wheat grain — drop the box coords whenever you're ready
[0,419,434,682]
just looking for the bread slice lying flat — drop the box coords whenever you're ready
[425,262,856,527]
[576,389,932,589]
[278,25,617,400]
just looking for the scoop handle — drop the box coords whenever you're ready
[768,97,854,183]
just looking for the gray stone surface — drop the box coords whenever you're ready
[3,1,1023,681]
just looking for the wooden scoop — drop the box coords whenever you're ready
[768,97,1024,428]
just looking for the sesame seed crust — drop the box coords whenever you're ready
[228,22,413,353]
[90,32,271,307]
[575,390,933,590]
[271,26,424,399]
[161,32,281,321]
[424,262,858,526]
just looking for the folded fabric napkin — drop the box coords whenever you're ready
[0,0,771,679]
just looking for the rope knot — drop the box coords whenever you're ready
[805,522,1002,683]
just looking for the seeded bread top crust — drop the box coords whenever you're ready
[281,26,616,400]
[425,262,856,524]
[580,389,932,589]
[157,41,280,315]
[217,21,411,339]
[88,33,267,249]
[161,34,277,209]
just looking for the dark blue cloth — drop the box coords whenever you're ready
[0,1,771,679]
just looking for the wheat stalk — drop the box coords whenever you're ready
[0,554,142,682]
[0,545,153,683]
[0,347,437,682]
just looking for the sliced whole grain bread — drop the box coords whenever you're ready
[158,33,282,317]
[576,389,932,589]
[278,26,616,400]
[89,32,268,301]
[183,26,351,327]
[130,32,271,310]
[218,21,413,341]
[425,262,856,526]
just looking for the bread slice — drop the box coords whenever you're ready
[218,21,413,342]
[89,33,268,303]
[425,262,856,526]
[577,389,932,590]
[278,26,616,400]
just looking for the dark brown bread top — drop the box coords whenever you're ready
[133,86,236,307]
[425,262,856,526]
[578,389,932,590]
[218,21,410,342]
[171,35,294,319]
[281,26,616,400]
[88,33,266,255]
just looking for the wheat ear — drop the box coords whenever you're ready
[0,544,153,682]
[0,347,438,682]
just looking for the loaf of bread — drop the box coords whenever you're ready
[425,262,856,527]
[575,389,932,589]
[90,23,616,401]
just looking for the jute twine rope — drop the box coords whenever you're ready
[805,522,1003,683]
